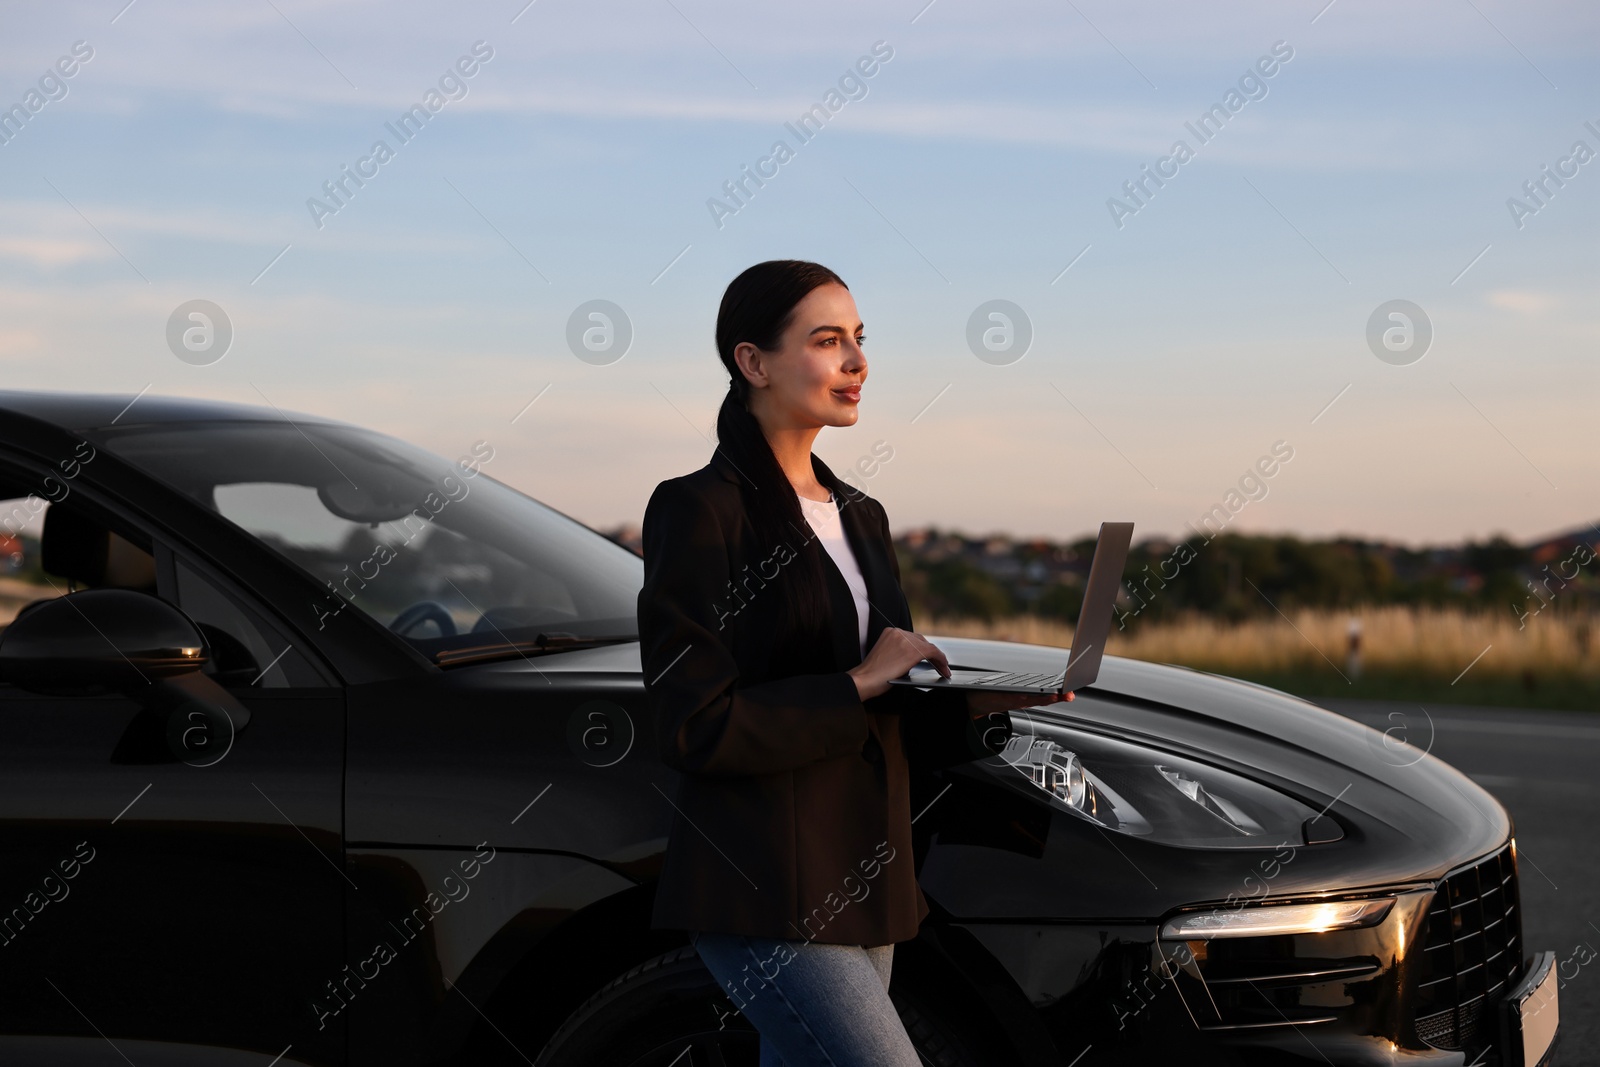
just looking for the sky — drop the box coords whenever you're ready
[1,0,1595,548]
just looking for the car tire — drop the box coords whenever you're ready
[531,944,998,1067]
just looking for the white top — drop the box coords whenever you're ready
[796,488,870,657]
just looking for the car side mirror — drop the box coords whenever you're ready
[0,589,251,763]
[0,588,208,691]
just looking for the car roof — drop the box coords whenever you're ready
[0,389,345,434]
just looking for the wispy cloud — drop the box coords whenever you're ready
[1488,289,1559,314]
[0,235,115,268]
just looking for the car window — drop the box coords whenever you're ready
[0,491,61,633]
[207,481,581,627]
[171,553,328,689]
[0,468,323,690]
[94,421,643,663]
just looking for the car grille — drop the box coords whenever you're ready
[1413,844,1522,1052]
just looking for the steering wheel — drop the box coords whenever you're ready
[389,600,458,638]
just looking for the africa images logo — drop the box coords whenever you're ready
[306,42,494,229]
[706,41,894,229]
[0,40,94,148]
[1106,40,1294,229]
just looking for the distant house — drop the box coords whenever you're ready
[601,523,643,557]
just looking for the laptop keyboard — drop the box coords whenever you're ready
[966,671,1063,689]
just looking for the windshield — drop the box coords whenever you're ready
[94,420,642,663]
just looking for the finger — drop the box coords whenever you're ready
[921,639,951,677]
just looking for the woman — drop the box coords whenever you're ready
[636,260,1019,1065]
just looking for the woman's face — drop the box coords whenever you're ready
[738,283,866,431]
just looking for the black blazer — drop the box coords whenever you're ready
[638,447,1003,946]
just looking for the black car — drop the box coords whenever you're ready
[0,390,1559,1067]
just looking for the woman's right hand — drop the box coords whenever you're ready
[848,627,950,701]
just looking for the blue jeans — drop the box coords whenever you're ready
[692,931,921,1067]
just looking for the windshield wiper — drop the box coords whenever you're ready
[433,632,638,668]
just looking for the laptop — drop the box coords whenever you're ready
[888,521,1134,701]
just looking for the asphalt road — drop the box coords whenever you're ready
[1321,699,1598,1061]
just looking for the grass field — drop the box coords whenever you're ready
[921,606,1600,711]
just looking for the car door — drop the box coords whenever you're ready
[0,451,348,1066]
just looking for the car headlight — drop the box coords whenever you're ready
[980,716,1323,849]
[1001,735,1088,809]
[1160,897,1395,939]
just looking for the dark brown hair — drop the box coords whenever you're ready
[714,259,849,650]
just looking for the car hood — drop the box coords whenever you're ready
[469,634,1511,899]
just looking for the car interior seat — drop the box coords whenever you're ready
[41,504,158,593]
